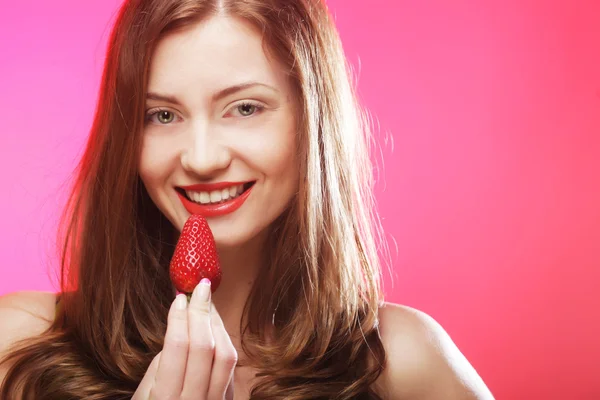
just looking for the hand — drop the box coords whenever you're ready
[132,280,237,400]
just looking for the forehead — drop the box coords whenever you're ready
[147,15,288,96]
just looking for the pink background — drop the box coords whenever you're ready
[1,0,599,398]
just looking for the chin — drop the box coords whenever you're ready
[213,224,270,251]
[212,233,249,249]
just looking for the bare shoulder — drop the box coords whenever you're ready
[0,291,57,358]
[373,302,495,400]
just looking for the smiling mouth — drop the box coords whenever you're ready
[176,181,255,205]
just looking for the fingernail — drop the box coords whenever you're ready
[195,278,211,302]
[175,294,187,310]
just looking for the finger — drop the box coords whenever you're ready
[131,352,161,400]
[225,374,235,400]
[207,304,238,400]
[151,294,189,399]
[180,279,215,399]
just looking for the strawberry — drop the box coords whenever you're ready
[169,214,222,296]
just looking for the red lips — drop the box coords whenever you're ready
[177,181,255,217]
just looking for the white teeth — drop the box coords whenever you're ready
[199,192,210,204]
[188,192,199,203]
[221,188,230,200]
[184,183,249,205]
[210,191,222,203]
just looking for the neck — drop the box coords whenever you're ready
[211,230,267,353]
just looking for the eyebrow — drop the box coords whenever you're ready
[146,81,279,105]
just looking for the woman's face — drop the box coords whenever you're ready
[139,15,299,248]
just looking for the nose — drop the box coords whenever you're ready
[180,121,231,177]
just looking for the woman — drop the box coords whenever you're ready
[0,0,494,399]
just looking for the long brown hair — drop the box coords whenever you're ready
[0,0,388,398]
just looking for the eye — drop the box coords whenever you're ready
[145,109,178,125]
[226,101,265,118]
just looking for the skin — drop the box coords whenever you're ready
[139,15,304,397]
[0,15,495,400]
[139,17,299,347]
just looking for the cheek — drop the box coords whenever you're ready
[138,136,177,186]
[274,125,299,181]
[247,116,298,179]
[263,137,296,176]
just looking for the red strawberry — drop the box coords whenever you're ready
[169,214,222,295]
